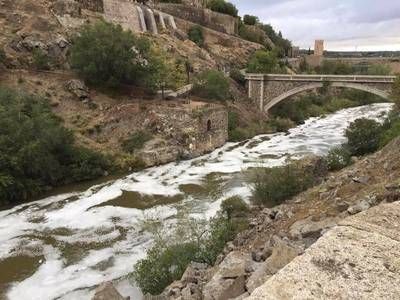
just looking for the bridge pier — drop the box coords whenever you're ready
[245,74,395,113]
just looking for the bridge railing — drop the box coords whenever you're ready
[245,73,396,83]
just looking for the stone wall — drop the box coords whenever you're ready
[76,0,104,12]
[103,0,144,32]
[156,3,238,35]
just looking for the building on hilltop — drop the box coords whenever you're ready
[314,39,324,56]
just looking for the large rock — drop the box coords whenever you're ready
[53,0,81,17]
[92,282,127,300]
[247,201,400,300]
[65,79,90,100]
[246,236,302,293]
[203,251,250,300]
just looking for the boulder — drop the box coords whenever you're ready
[65,79,89,100]
[247,201,400,300]
[347,199,370,215]
[203,252,250,300]
[92,282,127,300]
[246,236,302,293]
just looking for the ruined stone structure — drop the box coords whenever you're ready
[156,3,238,35]
[246,74,396,112]
[314,39,324,56]
[76,0,104,12]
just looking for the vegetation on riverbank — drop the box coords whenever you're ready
[132,197,249,294]
[0,87,110,206]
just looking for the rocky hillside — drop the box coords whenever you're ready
[0,0,266,169]
[155,136,400,299]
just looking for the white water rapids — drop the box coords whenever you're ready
[0,103,392,300]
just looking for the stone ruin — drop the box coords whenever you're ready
[53,0,178,34]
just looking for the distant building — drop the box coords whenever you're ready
[289,46,300,58]
[314,40,324,56]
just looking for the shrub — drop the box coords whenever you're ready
[122,131,152,153]
[228,127,249,142]
[0,48,6,64]
[70,20,156,89]
[221,196,249,219]
[229,68,246,86]
[345,118,383,156]
[251,161,315,207]
[379,112,400,147]
[32,48,50,70]
[243,15,258,26]
[0,87,109,206]
[133,214,239,295]
[325,146,352,171]
[247,50,282,74]
[188,25,204,47]
[267,117,295,132]
[207,0,238,17]
[193,70,230,101]
[392,76,400,110]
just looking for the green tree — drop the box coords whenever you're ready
[188,25,204,47]
[207,0,238,17]
[345,118,383,156]
[247,50,281,74]
[391,76,400,110]
[70,20,152,88]
[243,15,258,25]
[0,87,109,206]
[193,70,230,101]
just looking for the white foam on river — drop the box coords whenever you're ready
[0,103,392,300]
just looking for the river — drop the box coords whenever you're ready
[0,103,392,300]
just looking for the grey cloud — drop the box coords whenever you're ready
[230,0,400,51]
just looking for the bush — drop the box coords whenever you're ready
[379,112,400,147]
[188,25,204,47]
[247,50,282,74]
[221,196,249,219]
[267,117,295,132]
[32,48,50,70]
[345,118,383,156]
[243,15,258,26]
[207,0,238,17]
[133,214,239,295]
[0,87,109,206]
[122,131,152,153]
[0,48,6,64]
[392,76,400,110]
[193,70,230,101]
[251,161,315,207]
[70,20,157,89]
[229,68,246,86]
[325,146,352,171]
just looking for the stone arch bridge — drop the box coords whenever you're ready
[245,74,396,112]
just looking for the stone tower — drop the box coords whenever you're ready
[314,39,324,56]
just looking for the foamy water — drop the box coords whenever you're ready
[0,103,392,300]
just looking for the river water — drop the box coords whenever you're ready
[0,103,392,300]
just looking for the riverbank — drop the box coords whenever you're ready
[153,131,400,300]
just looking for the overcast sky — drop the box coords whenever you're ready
[230,0,400,51]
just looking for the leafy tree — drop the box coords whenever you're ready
[193,70,230,101]
[207,0,238,17]
[0,87,109,206]
[70,20,153,88]
[188,25,204,47]
[247,50,281,74]
[325,146,352,171]
[243,15,258,26]
[345,118,383,156]
[391,76,400,110]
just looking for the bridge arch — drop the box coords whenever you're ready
[264,82,391,112]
